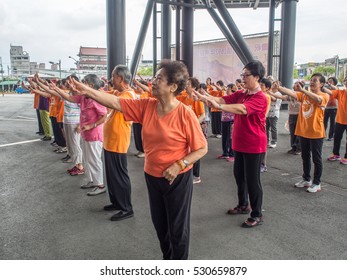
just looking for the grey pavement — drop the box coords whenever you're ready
[0,94,346,260]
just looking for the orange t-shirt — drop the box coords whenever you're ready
[49,95,59,117]
[178,93,205,119]
[208,89,224,112]
[33,92,40,109]
[265,93,271,115]
[295,91,329,139]
[103,89,135,153]
[332,89,347,125]
[56,98,65,123]
[119,98,207,177]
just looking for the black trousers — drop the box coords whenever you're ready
[300,137,324,185]
[133,123,144,153]
[193,160,200,177]
[36,109,44,133]
[211,111,222,135]
[145,169,193,260]
[333,122,347,158]
[324,108,337,139]
[233,151,264,218]
[50,116,66,147]
[289,114,301,151]
[221,121,233,156]
[104,150,133,212]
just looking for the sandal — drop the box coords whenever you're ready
[241,216,264,228]
[226,205,250,215]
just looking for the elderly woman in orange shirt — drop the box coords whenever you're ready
[68,59,208,260]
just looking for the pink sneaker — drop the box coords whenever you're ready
[217,155,229,159]
[227,157,235,162]
[340,158,347,165]
[327,154,341,161]
[70,168,85,176]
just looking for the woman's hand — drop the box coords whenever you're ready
[68,77,89,95]
[163,163,181,185]
[75,125,81,134]
[81,123,94,132]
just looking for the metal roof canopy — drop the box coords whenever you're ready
[106,0,297,89]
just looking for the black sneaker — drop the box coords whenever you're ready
[41,136,52,141]
[104,204,120,211]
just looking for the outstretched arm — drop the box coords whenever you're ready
[68,78,122,111]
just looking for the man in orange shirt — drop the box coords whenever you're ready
[325,77,347,165]
[274,73,329,193]
[178,77,205,184]
[208,80,225,138]
[102,65,136,221]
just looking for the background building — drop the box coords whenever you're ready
[10,45,30,77]
[78,47,107,71]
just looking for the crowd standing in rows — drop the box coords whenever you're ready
[24,59,347,259]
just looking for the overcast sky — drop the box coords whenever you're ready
[0,0,346,72]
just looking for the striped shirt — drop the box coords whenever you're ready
[64,95,80,124]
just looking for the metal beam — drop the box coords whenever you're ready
[213,0,254,63]
[106,0,126,79]
[153,3,158,74]
[175,1,181,60]
[129,0,155,79]
[202,0,248,65]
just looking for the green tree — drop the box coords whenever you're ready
[137,66,153,77]
[293,68,299,79]
[312,66,335,76]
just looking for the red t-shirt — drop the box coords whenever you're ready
[120,98,207,177]
[223,90,267,154]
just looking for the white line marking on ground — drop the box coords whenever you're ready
[0,139,41,148]
[16,116,36,120]
[0,117,35,122]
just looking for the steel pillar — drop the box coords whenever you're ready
[153,3,158,74]
[129,0,155,79]
[182,0,194,76]
[175,2,181,61]
[213,0,254,63]
[279,0,298,88]
[267,0,276,76]
[106,0,126,79]
[161,2,172,59]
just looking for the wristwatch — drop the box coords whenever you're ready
[177,159,189,171]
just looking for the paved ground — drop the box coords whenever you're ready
[0,94,346,260]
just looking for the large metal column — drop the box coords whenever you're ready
[129,0,155,79]
[267,0,276,76]
[182,0,194,76]
[161,2,172,59]
[202,0,248,65]
[213,0,254,63]
[153,3,158,74]
[175,2,181,61]
[279,0,298,88]
[106,0,126,79]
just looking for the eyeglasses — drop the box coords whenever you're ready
[240,73,253,78]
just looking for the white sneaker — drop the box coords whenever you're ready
[87,186,106,196]
[307,184,321,193]
[136,152,145,158]
[268,143,277,148]
[216,134,222,139]
[193,177,201,184]
[294,180,312,188]
[80,181,95,189]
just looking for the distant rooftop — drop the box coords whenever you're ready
[78,47,106,57]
